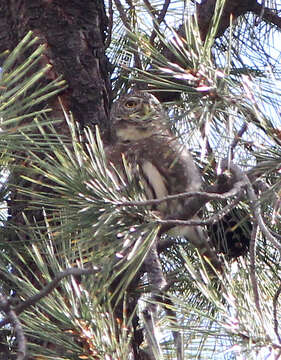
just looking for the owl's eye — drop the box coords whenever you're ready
[125,100,138,108]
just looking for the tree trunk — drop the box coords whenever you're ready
[1,0,111,229]
[0,0,111,132]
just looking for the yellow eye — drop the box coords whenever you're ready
[125,100,138,108]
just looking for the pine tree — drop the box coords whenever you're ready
[0,1,280,359]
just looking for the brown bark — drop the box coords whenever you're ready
[1,0,112,226]
[0,0,111,133]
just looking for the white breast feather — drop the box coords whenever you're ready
[116,126,154,141]
[141,161,168,213]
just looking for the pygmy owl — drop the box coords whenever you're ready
[107,90,221,269]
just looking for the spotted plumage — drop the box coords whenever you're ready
[107,90,221,270]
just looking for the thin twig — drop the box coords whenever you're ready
[229,122,248,159]
[254,0,265,25]
[162,294,184,360]
[260,6,281,29]
[113,0,142,69]
[200,122,216,167]
[157,159,247,236]
[143,0,156,16]
[246,182,281,253]
[157,197,240,252]
[105,0,113,49]
[12,310,26,360]
[157,191,243,228]
[249,222,261,315]
[273,284,281,344]
[0,266,99,328]
[144,242,183,359]
[275,349,281,360]
[143,239,166,359]
[150,0,171,44]
[113,0,129,28]
[226,161,281,253]
[0,293,26,360]
[116,183,246,208]
[157,0,170,24]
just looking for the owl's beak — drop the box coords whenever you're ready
[143,104,151,116]
[127,103,151,122]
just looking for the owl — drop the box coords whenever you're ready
[107,90,221,270]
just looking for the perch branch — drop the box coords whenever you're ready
[116,183,246,208]
[157,191,243,228]
[0,266,99,328]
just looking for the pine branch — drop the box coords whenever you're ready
[0,266,99,328]
[116,185,246,208]
[252,2,281,28]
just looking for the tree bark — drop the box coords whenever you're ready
[0,0,111,133]
[1,0,111,228]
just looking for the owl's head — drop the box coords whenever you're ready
[110,91,168,143]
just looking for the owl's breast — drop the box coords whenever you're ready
[106,135,202,216]
[115,123,155,142]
